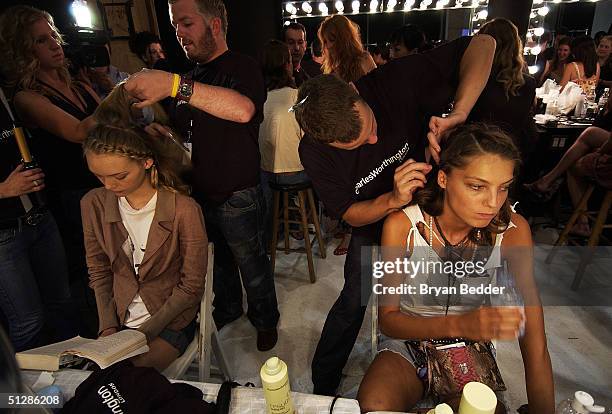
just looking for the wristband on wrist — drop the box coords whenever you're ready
[170,73,181,98]
[176,76,195,103]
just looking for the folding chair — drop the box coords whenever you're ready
[163,243,233,382]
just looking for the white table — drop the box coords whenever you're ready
[21,369,361,413]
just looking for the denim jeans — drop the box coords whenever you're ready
[202,185,280,331]
[311,232,376,395]
[0,211,76,352]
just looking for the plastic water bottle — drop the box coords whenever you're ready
[556,391,605,414]
[597,88,609,116]
[575,94,587,118]
[490,261,526,338]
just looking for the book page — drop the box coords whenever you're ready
[16,336,91,370]
[18,336,92,358]
[68,330,147,365]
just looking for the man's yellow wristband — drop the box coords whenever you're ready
[170,73,181,98]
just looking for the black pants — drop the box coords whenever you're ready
[311,232,375,395]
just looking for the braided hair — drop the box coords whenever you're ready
[83,124,190,195]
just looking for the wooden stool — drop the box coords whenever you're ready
[546,184,612,290]
[269,181,326,283]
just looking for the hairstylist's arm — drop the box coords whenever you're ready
[138,199,208,341]
[81,195,120,335]
[125,69,255,123]
[342,160,431,227]
[14,91,97,143]
[428,34,496,163]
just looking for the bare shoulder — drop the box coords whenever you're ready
[382,209,412,246]
[360,52,377,74]
[501,212,532,246]
[14,90,49,108]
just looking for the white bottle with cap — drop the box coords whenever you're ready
[427,403,455,414]
[458,382,497,414]
[260,357,295,414]
[556,391,606,414]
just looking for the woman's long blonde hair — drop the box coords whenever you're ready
[0,5,71,92]
[478,18,526,99]
[318,15,367,83]
[84,84,190,195]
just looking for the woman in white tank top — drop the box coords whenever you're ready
[358,124,554,413]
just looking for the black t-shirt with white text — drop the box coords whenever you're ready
[299,37,471,241]
[0,104,27,221]
[171,50,267,203]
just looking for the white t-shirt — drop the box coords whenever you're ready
[118,192,157,328]
[258,87,304,173]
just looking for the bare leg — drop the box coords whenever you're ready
[531,127,608,191]
[566,169,590,235]
[357,351,424,413]
[131,337,180,372]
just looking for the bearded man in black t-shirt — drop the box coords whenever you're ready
[125,0,280,352]
[292,34,496,395]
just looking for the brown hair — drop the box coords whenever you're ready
[261,40,295,91]
[168,0,228,36]
[293,74,363,144]
[412,123,521,242]
[86,83,189,194]
[318,15,367,83]
[83,125,190,195]
[478,18,526,100]
[550,36,571,73]
[571,36,598,78]
[0,5,71,91]
[94,82,170,127]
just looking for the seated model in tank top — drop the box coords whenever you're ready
[357,124,555,413]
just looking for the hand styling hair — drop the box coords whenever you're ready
[85,83,190,194]
[412,123,521,241]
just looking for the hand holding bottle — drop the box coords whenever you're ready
[0,163,45,198]
[457,306,524,341]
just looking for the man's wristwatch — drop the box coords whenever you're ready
[176,76,194,103]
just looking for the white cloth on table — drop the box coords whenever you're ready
[21,370,361,413]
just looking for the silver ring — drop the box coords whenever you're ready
[33,180,40,187]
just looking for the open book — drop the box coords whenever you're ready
[16,330,149,371]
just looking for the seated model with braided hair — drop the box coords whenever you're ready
[80,84,207,371]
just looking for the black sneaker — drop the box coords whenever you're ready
[256,328,278,351]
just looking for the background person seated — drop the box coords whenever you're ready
[259,40,309,242]
[259,40,308,187]
[357,124,554,413]
[560,36,600,95]
[540,36,571,86]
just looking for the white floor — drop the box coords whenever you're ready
[202,230,612,411]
